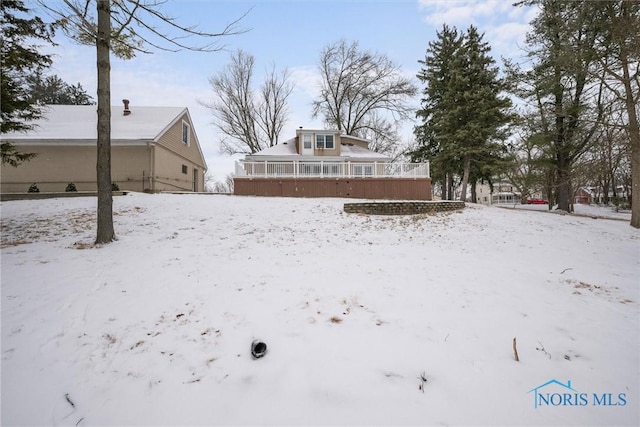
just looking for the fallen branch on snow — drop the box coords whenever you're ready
[417,371,428,393]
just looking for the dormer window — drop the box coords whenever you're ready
[182,120,190,145]
[316,134,334,149]
[303,134,312,150]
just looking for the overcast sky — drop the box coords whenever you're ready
[38,0,538,181]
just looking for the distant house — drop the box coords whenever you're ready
[0,102,207,193]
[577,185,630,205]
[574,187,594,205]
[475,180,522,205]
[234,128,431,199]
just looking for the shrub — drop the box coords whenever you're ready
[112,182,120,191]
[65,182,77,192]
[28,183,40,193]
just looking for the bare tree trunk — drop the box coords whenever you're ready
[95,0,115,244]
[556,165,571,211]
[442,173,448,200]
[470,179,477,204]
[554,68,571,212]
[621,51,640,227]
[545,168,554,210]
[460,155,470,202]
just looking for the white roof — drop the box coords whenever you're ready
[250,138,298,156]
[340,143,388,159]
[246,137,390,160]
[2,105,188,142]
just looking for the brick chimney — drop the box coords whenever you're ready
[123,99,131,116]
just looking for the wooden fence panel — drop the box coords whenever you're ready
[234,178,432,200]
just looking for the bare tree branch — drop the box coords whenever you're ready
[202,50,293,155]
[39,0,251,58]
[312,39,417,154]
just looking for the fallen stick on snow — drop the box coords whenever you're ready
[513,337,520,362]
[65,393,75,408]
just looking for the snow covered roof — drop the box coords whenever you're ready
[246,137,390,161]
[248,138,298,156]
[340,143,388,159]
[2,105,189,142]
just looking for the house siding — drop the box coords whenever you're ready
[0,107,207,194]
[156,113,206,169]
[0,144,149,193]
[296,130,343,156]
[152,144,204,192]
[234,177,432,200]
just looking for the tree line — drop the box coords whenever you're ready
[410,0,638,229]
[205,1,638,229]
[1,0,638,245]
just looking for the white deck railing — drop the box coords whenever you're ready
[235,160,430,178]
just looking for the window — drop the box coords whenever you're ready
[182,164,188,174]
[303,134,312,149]
[316,134,334,149]
[182,121,190,145]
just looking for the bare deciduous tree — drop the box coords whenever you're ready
[205,50,260,154]
[39,0,247,244]
[354,113,403,159]
[206,173,234,193]
[589,0,640,227]
[203,50,293,155]
[257,63,293,147]
[312,39,417,154]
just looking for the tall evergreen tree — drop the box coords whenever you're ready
[454,26,512,202]
[0,0,54,166]
[26,72,95,105]
[412,25,512,201]
[509,0,603,212]
[411,25,463,200]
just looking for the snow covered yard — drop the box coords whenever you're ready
[1,193,638,426]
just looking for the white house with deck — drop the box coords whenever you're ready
[234,128,431,199]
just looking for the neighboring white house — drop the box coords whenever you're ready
[234,128,431,199]
[475,181,522,205]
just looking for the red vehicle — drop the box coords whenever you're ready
[526,198,549,205]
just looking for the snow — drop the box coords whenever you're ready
[503,202,633,221]
[245,138,389,160]
[2,105,186,141]
[1,193,638,426]
[339,143,389,159]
